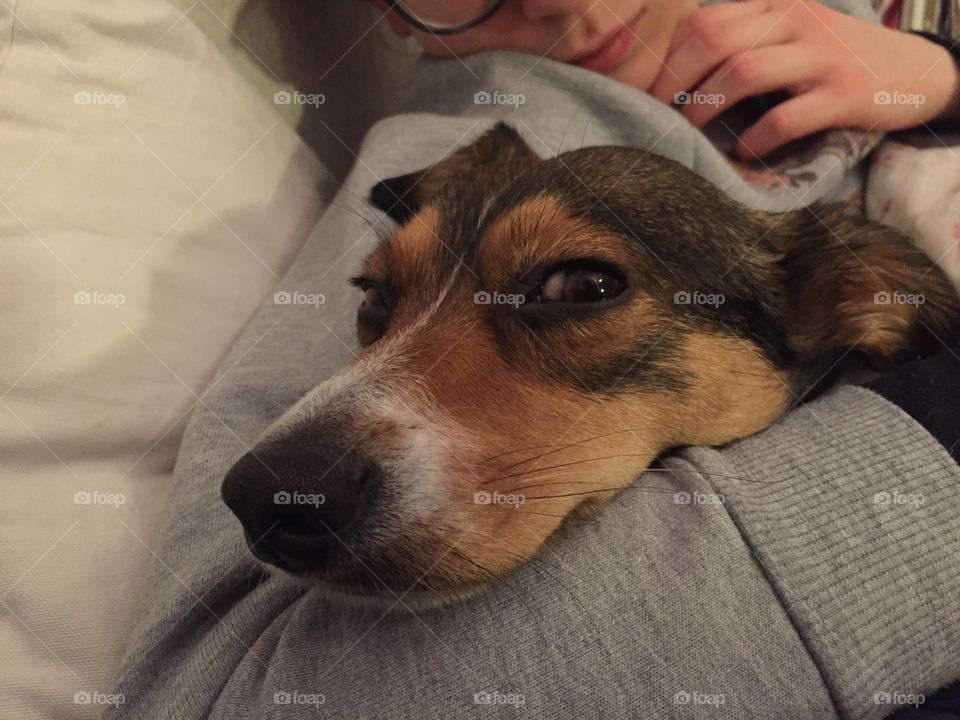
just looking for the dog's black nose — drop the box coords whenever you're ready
[221,434,381,573]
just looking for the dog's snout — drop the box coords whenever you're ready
[221,435,381,574]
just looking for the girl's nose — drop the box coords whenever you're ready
[517,0,597,23]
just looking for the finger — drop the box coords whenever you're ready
[734,89,845,159]
[682,44,827,128]
[669,1,769,52]
[650,8,796,106]
[651,3,767,100]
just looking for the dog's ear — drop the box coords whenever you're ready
[771,206,960,364]
[369,122,539,224]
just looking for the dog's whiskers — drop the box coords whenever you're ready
[452,529,586,611]
[507,508,599,526]
[476,425,663,469]
[487,464,772,497]
[491,452,661,482]
[332,194,394,245]
[520,486,638,501]
[445,543,534,613]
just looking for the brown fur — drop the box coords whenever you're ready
[340,124,960,593]
[228,123,960,599]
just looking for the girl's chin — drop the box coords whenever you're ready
[416,42,663,93]
[605,54,662,93]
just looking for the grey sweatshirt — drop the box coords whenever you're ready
[108,8,960,720]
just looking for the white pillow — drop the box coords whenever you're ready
[0,1,325,717]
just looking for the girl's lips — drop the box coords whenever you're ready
[571,12,642,75]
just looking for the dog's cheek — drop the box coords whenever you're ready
[667,332,793,446]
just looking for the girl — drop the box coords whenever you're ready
[371,0,960,158]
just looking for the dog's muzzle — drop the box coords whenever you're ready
[221,425,383,574]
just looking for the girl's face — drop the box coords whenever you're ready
[374,0,698,91]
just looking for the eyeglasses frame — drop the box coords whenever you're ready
[385,0,507,35]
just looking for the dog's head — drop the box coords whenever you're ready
[222,123,959,606]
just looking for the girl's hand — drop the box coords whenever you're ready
[649,0,960,159]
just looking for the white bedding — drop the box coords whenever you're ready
[15,2,957,717]
[0,0,413,716]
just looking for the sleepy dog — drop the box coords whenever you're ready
[222,123,960,607]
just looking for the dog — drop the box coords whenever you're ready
[222,122,960,607]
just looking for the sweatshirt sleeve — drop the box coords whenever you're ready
[681,370,960,720]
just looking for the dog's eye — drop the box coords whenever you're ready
[531,267,625,304]
[350,277,390,345]
[360,285,385,310]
